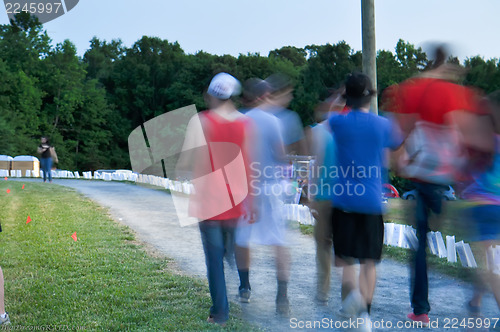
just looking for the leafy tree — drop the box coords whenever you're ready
[294,41,361,125]
[112,36,185,127]
[84,37,129,168]
[463,56,500,93]
[0,13,51,75]
[0,60,42,155]
[269,46,307,67]
[394,39,428,75]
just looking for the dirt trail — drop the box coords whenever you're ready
[24,179,498,331]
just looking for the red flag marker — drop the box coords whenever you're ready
[26,216,31,224]
[6,189,10,194]
[3,177,7,180]
[71,232,77,242]
[22,184,25,189]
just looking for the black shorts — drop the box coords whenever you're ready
[332,208,384,261]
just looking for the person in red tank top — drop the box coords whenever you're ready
[180,73,253,326]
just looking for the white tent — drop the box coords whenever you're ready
[13,155,39,162]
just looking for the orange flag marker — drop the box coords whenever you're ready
[22,184,25,189]
[6,189,10,194]
[26,216,31,224]
[3,177,7,180]
[71,232,77,242]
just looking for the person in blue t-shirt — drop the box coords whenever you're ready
[328,72,402,323]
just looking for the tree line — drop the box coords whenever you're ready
[1,13,499,171]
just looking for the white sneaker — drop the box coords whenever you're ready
[341,290,365,317]
[338,307,355,319]
[357,312,372,332]
[0,313,10,325]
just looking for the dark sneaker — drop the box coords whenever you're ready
[407,313,430,328]
[239,288,251,303]
[276,295,290,316]
[466,301,481,315]
[207,315,226,327]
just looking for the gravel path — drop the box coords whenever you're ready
[22,179,499,331]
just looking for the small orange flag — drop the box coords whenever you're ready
[3,177,7,181]
[6,189,10,194]
[71,232,77,242]
[22,184,25,189]
[26,216,31,224]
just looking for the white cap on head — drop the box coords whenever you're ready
[207,72,241,100]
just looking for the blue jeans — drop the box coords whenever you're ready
[199,219,236,323]
[40,157,53,182]
[411,182,443,315]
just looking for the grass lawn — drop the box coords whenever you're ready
[0,181,257,331]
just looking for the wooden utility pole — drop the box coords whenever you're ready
[361,0,378,114]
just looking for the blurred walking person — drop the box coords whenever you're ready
[236,78,291,315]
[384,45,495,327]
[37,136,57,183]
[177,73,253,326]
[329,73,402,330]
[265,73,307,156]
[0,221,9,326]
[461,92,500,325]
[307,88,344,305]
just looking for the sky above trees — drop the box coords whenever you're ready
[0,0,498,61]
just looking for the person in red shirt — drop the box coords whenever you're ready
[178,72,254,326]
[385,46,495,327]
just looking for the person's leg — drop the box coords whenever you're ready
[235,246,251,288]
[313,200,333,302]
[47,157,53,182]
[275,245,291,314]
[275,245,290,282]
[490,272,500,310]
[0,267,5,314]
[40,158,47,182]
[478,241,500,310]
[359,260,376,314]
[199,220,229,324]
[335,256,356,301]
[336,256,365,317]
[0,266,8,325]
[411,190,430,316]
[235,218,252,301]
[411,183,441,316]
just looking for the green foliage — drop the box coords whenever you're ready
[463,56,500,93]
[269,46,307,67]
[0,15,498,172]
[394,39,429,74]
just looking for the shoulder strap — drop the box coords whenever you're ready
[199,111,216,172]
